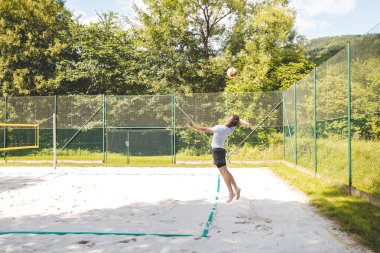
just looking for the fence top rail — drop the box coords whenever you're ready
[0,123,38,127]
[0,90,285,99]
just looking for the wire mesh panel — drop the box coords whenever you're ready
[4,96,55,160]
[295,72,315,170]
[316,48,348,184]
[350,25,380,197]
[107,95,173,128]
[0,98,5,154]
[57,95,103,161]
[0,124,38,150]
[227,91,283,161]
[106,129,173,165]
[283,85,296,163]
[175,93,226,156]
[106,95,174,164]
[175,92,283,161]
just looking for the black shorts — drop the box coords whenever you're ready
[212,148,226,168]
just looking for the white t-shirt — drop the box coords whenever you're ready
[211,125,236,149]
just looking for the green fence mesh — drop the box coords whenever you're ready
[316,47,348,185]
[175,92,226,157]
[282,23,380,198]
[283,84,296,163]
[226,91,283,161]
[56,95,103,161]
[175,92,283,161]
[4,96,55,161]
[295,72,314,170]
[350,25,380,196]
[106,95,174,164]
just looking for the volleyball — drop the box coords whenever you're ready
[227,67,237,78]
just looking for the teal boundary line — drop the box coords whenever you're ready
[202,174,221,237]
[0,231,193,237]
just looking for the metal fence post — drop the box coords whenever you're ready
[313,67,317,175]
[126,130,130,164]
[3,96,7,161]
[347,42,352,188]
[102,94,106,163]
[53,112,57,169]
[104,95,108,163]
[172,94,176,164]
[294,84,297,164]
[282,92,285,159]
[54,95,57,165]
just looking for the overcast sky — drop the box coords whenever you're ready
[65,0,380,39]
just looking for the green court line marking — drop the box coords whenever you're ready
[0,231,193,237]
[202,174,220,237]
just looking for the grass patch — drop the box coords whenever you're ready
[289,138,380,197]
[270,163,380,252]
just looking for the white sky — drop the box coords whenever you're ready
[65,0,380,39]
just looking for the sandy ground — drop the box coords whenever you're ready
[0,167,372,253]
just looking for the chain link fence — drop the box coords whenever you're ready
[350,25,380,197]
[106,95,174,164]
[283,23,380,198]
[3,96,55,162]
[0,92,283,165]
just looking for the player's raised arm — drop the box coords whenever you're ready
[186,119,213,133]
[239,119,253,129]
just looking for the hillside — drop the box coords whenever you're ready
[304,35,362,66]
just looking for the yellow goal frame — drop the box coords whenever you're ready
[0,123,39,151]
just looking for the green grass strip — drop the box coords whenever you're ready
[270,164,380,253]
[202,174,220,237]
[0,231,193,237]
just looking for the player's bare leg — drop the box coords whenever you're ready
[227,170,241,200]
[218,165,236,203]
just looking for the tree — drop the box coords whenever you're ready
[131,0,244,93]
[58,12,141,95]
[225,0,314,92]
[0,0,74,95]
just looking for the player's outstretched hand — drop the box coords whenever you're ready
[186,119,194,127]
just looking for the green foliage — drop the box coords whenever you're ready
[130,0,245,93]
[0,0,73,95]
[58,12,141,95]
[225,0,314,92]
[0,0,316,95]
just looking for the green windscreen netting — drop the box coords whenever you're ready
[106,95,174,164]
[316,48,348,184]
[175,92,283,161]
[56,95,103,161]
[3,96,54,161]
[350,25,380,196]
[282,24,380,198]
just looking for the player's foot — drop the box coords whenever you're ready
[236,188,241,200]
[226,192,236,203]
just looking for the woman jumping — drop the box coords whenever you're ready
[186,115,253,203]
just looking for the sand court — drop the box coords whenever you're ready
[0,167,219,236]
[0,167,369,252]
